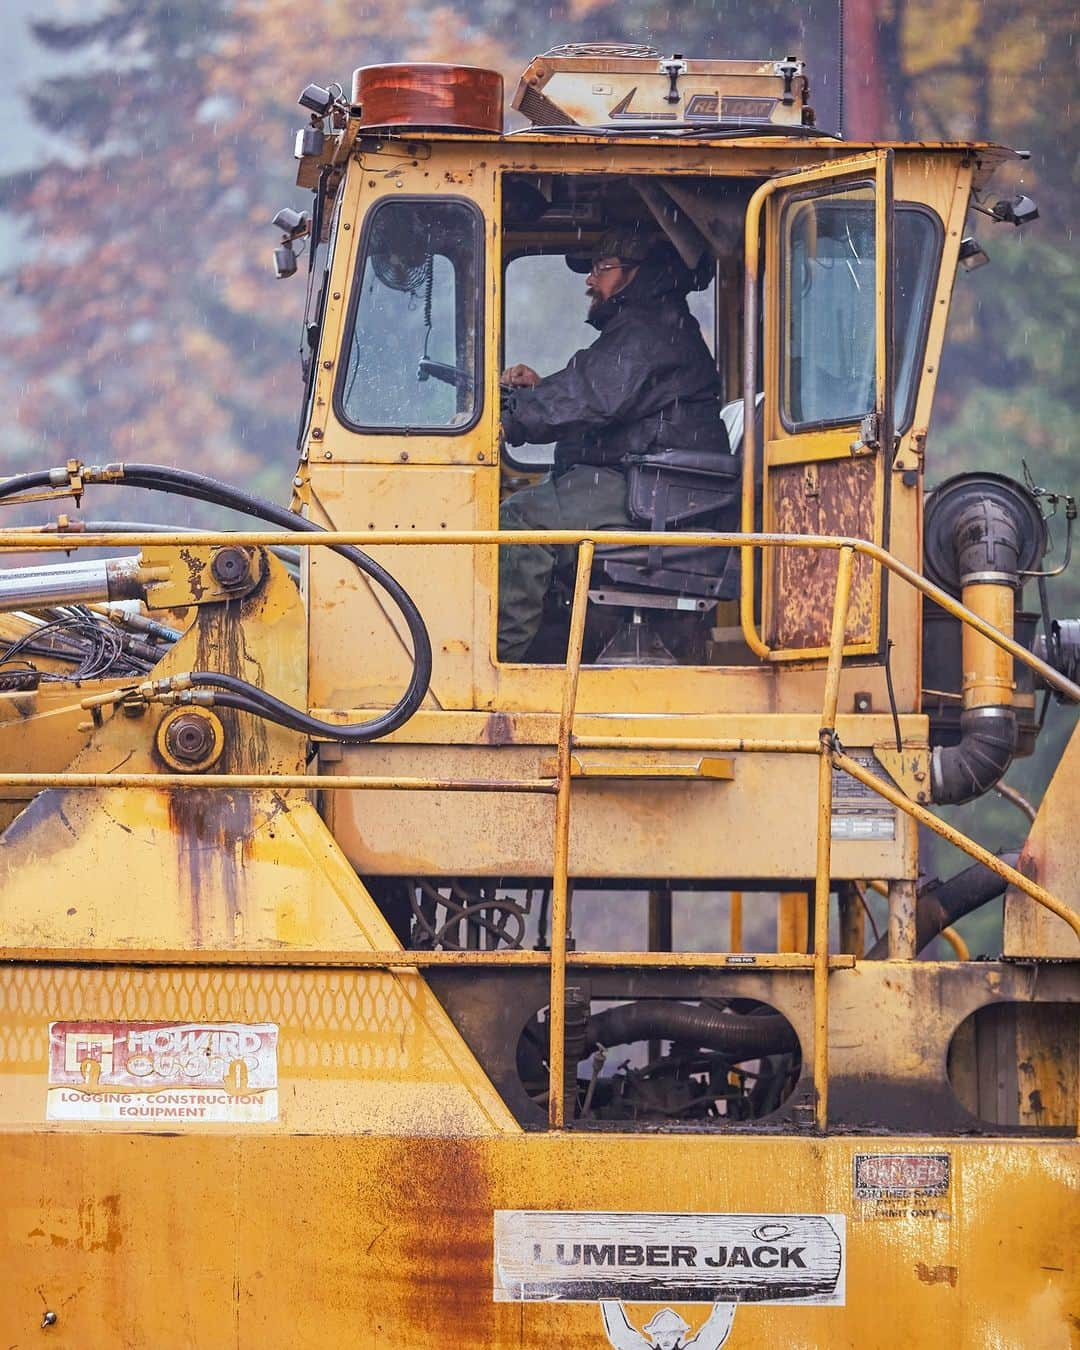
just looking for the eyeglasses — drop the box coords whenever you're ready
[587,261,633,277]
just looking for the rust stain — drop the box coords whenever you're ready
[483,712,515,746]
[78,1193,123,1253]
[385,1137,497,1342]
[192,595,270,775]
[915,1261,958,1287]
[167,788,260,943]
[179,547,206,602]
[163,593,283,936]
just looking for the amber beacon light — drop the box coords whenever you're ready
[353,63,504,133]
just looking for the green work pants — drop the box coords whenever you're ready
[498,464,633,661]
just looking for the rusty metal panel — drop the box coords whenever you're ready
[326,742,913,881]
[1004,721,1080,957]
[0,964,516,1136]
[0,1131,1076,1347]
[766,457,879,651]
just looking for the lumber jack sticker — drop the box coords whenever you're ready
[46,1021,278,1124]
[493,1211,845,1308]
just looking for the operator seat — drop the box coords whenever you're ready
[588,394,764,664]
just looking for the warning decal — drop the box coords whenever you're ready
[853,1153,950,1199]
[47,1021,278,1124]
[494,1211,845,1305]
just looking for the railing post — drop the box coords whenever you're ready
[548,539,593,1129]
[813,544,855,1131]
[887,879,918,958]
[729,891,744,953]
[831,750,1080,945]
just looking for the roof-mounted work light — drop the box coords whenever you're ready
[991,194,1039,226]
[298,83,336,117]
[958,237,990,272]
[294,126,326,160]
[272,245,298,279]
[270,209,310,279]
[971,193,1040,228]
[272,207,310,239]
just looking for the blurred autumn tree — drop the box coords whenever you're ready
[2,0,289,494]
[0,0,517,508]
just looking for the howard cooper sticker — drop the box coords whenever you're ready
[47,1020,279,1123]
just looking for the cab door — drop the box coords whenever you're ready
[743,151,893,659]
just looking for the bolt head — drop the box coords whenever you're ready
[210,547,251,588]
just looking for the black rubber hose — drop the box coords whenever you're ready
[931,708,1016,805]
[865,849,1021,959]
[0,462,432,743]
[585,1001,798,1059]
[0,469,56,498]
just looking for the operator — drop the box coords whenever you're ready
[497,229,727,662]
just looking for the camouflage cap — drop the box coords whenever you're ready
[565,227,657,273]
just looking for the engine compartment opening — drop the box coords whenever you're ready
[517,995,801,1126]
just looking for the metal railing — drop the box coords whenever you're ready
[2,524,1079,1132]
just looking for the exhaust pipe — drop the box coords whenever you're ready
[924,476,1047,805]
[865,851,1021,959]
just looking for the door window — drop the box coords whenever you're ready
[337,198,483,433]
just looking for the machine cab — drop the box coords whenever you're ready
[294,48,962,707]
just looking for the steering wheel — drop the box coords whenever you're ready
[417,358,472,391]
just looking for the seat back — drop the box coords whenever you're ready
[625,447,741,530]
[590,395,762,607]
[594,448,741,601]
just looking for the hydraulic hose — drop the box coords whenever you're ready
[0,462,433,743]
[865,850,1020,960]
[585,1001,798,1059]
[0,469,59,498]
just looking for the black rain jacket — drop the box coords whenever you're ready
[501,251,728,475]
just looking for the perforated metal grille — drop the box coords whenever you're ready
[0,965,414,1074]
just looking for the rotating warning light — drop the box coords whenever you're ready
[352,63,504,134]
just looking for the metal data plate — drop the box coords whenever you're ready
[831,753,896,840]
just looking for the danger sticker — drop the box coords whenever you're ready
[47,1021,278,1124]
[493,1211,845,1305]
[853,1153,950,1199]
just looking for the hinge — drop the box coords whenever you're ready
[893,428,926,474]
[872,743,931,804]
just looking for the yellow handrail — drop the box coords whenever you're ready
[3,526,1075,699]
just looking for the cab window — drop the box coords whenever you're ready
[503,251,716,470]
[781,190,941,432]
[337,197,483,433]
[781,183,877,429]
